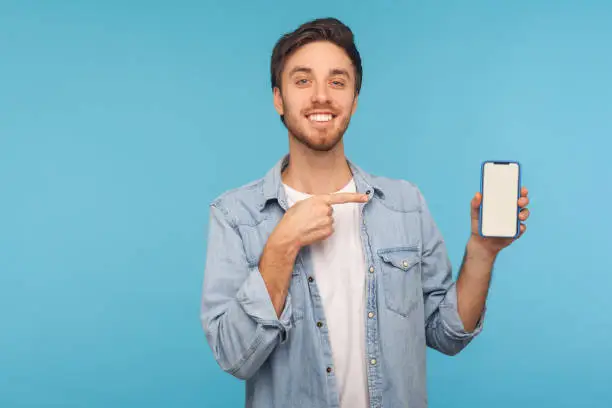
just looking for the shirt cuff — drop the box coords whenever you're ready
[235,265,293,339]
[439,283,485,340]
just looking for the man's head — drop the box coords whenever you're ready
[270,18,362,152]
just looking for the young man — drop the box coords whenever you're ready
[200,17,530,408]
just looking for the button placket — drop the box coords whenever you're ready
[358,181,382,405]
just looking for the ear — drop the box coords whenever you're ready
[273,87,284,116]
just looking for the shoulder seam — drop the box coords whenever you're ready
[210,200,239,229]
[208,178,265,206]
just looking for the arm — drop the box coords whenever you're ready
[418,190,486,356]
[456,187,530,332]
[201,192,368,377]
[259,227,301,317]
[456,240,496,332]
[200,204,295,380]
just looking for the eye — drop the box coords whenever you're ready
[295,78,310,86]
[330,80,345,87]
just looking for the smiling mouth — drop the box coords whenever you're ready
[307,113,336,123]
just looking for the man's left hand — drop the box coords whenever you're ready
[469,186,530,259]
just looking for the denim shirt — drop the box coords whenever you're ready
[200,155,484,408]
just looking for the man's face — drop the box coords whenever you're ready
[274,41,358,152]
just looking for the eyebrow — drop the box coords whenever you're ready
[330,68,351,79]
[288,66,351,79]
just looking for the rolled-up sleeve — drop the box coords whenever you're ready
[200,203,292,380]
[438,282,484,341]
[237,263,293,331]
[417,188,485,356]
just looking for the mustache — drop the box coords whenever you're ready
[302,105,339,115]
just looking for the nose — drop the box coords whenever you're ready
[311,81,331,105]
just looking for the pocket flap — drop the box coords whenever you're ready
[377,247,420,270]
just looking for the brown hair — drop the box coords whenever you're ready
[270,17,363,95]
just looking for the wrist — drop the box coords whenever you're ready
[467,236,498,263]
[266,229,301,263]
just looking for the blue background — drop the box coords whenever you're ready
[1,1,611,407]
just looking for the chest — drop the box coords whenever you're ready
[236,200,423,271]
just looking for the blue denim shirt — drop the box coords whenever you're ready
[201,155,484,408]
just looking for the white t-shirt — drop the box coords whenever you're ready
[283,178,369,408]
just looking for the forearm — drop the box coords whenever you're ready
[456,237,496,332]
[258,234,300,317]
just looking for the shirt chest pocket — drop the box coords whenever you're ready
[377,246,423,318]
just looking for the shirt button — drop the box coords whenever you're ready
[370,359,377,365]
[308,276,314,283]
[402,261,409,268]
[369,266,374,273]
[316,321,323,328]
[368,312,374,318]
[326,367,332,373]
[363,218,366,225]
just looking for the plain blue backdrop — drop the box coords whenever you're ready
[1,1,611,407]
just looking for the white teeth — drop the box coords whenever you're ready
[309,114,333,122]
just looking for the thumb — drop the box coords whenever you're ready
[471,193,482,218]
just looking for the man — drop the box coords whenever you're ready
[200,17,530,408]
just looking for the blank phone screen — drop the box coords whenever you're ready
[481,162,520,237]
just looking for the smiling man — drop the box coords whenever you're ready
[200,17,530,408]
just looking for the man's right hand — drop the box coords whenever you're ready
[259,192,368,317]
[274,192,368,251]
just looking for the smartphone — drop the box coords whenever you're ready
[479,161,521,238]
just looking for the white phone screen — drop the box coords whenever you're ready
[481,162,520,237]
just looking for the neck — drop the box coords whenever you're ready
[282,137,352,195]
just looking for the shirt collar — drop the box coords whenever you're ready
[260,154,385,211]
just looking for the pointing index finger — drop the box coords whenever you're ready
[326,192,369,205]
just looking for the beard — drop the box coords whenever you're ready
[281,99,353,152]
